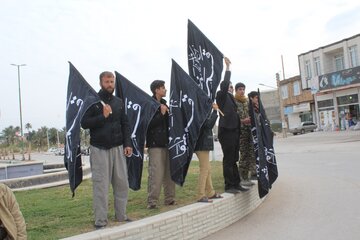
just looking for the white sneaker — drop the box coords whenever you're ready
[241,180,255,187]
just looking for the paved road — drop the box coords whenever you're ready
[204,131,360,240]
[2,152,90,165]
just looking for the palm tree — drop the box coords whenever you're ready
[38,126,49,151]
[2,126,15,146]
[25,123,32,160]
[25,123,32,134]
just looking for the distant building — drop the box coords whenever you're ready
[298,33,360,130]
[278,75,315,130]
[260,89,281,125]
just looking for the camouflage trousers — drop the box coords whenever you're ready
[238,126,256,180]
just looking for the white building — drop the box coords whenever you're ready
[298,34,360,130]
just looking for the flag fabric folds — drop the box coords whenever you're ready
[115,71,160,191]
[248,91,278,198]
[168,59,212,186]
[65,62,100,196]
[187,19,223,101]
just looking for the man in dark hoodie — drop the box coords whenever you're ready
[146,80,176,209]
[81,71,132,229]
[216,57,249,193]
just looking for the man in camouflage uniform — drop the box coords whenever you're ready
[234,82,256,187]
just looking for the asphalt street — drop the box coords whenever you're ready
[203,130,360,240]
[5,131,360,240]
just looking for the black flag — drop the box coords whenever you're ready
[65,62,100,196]
[115,71,160,191]
[187,19,223,101]
[248,90,278,198]
[168,59,212,186]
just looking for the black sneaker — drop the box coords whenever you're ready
[121,218,132,223]
[147,204,157,209]
[94,224,106,230]
[225,188,241,194]
[165,200,177,206]
[236,185,250,192]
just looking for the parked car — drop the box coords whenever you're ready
[47,147,58,153]
[54,148,65,156]
[289,121,317,135]
[81,146,90,155]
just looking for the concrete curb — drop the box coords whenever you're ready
[0,166,91,191]
[62,183,264,240]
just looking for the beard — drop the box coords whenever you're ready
[102,86,114,94]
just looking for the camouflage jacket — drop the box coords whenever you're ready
[234,97,251,129]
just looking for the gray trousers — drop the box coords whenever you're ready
[90,145,129,226]
[147,148,175,205]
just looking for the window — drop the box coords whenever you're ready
[305,60,312,79]
[337,94,358,105]
[281,85,288,99]
[314,57,321,76]
[293,81,300,96]
[349,45,358,67]
[317,99,334,108]
[335,54,344,71]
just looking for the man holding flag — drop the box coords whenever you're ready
[81,71,132,229]
[248,90,278,198]
[146,80,176,209]
[216,57,249,193]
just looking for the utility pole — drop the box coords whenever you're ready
[276,72,287,138]
[57,129,60,147]
[46,129,50,150]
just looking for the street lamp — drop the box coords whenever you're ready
[10,63,26,160]
[259,83,277,89]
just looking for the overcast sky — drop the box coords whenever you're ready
[1,0,360,131]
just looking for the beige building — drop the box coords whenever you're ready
[260,89,281,125]
[278,75,315,129]
[298,33,360,130]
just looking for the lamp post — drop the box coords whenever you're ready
[10,63,26,160]
[259,83,276,89]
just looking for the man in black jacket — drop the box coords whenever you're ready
[81,71,132,229]
[216,57,248,193]
[146,80,176,209]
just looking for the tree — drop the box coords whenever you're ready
[25,123,32,160]
[25,123,32,138]
[32,126,49,151]
[1,126,19,146]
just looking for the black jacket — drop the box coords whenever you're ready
[215,71,240,130]
[81,89,131,149]
[194,110,218,151]
[146,97,169,148]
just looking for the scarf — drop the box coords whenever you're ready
[234,93,247,103]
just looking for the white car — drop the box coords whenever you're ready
[54,148,65,156]
[289,121,317,135]
[47,147,58,153]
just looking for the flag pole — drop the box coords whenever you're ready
[101,100,112,114]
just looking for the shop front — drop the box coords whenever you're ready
[317,99,336,131]
[337,94,359,130]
